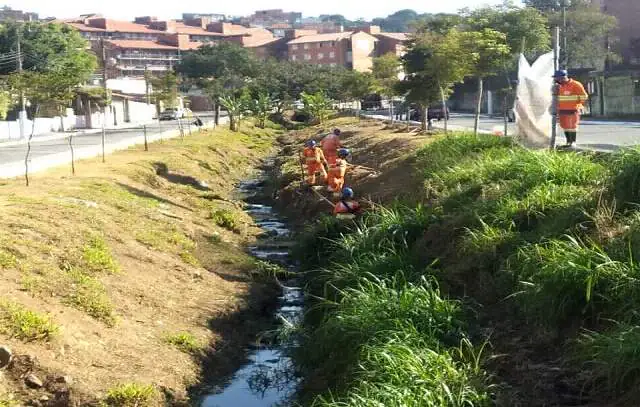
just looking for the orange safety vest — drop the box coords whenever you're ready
[557,79,588,112]
[303,147,324,165]
[334,199,360,219]
[328,158,347,177]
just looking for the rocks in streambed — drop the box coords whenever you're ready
[0,346,12,369]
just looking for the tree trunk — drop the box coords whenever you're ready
[420,105,427,132]
[25,105,40,187]
[229,115,236,131]
[214,101,220,126]
[440,86,448,135]
[389,96,394,123]
[474,78,483,136]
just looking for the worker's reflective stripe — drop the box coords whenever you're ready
[558,95,583,101]
[306,157,320,163]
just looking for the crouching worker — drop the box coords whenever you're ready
[302,140,327,185]
[333,187,361,220]
[327,148,349,198]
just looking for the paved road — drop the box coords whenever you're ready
[0,116,224,178]
[368,110,640,151]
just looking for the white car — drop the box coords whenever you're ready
[159,108,184,121]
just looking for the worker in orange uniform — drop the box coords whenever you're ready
[327,148,350,198]
[321,128,342,165]
[333,187,361,220]
[302,140,327,185]
[554,70,588,148]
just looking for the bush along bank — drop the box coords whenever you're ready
[292,133,640,406]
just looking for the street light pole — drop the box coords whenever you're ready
[560,0,569,69]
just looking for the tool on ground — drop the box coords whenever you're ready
[311,187,335,208]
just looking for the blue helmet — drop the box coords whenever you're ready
[553,69,568,78]
[338,148,350,158]
[305,140,317,148]
[342,187,354,199]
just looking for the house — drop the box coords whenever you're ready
[287,31,378,72]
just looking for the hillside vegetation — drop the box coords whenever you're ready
[0,123,280,405]
[286,119,640,406]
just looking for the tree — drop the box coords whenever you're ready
[220,92,249,132]
[372,9,425,33]
[463,29,511,135]
[407,30,478,133]
[0,22,96,76]
[150,71,179,109]
[463,4,551,58]
[372,53,401,120]
[340,70,373,115]
[523,0,618,69]
[301,92,331,124]
[250,93,273,129]
[178,42,257,124]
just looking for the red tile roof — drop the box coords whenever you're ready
[66,20,165,34]
[287,31,354,44]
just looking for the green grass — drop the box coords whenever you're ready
[103,383,155,407]
[64,268,116,326]
[210,208,242,233]
[294,133,640,404]
[82,235,119,274]
[0,249,17,268]
[164,332,201,353]
[0,395,16,407]
[0,300,59,341]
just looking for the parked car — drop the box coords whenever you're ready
[159,108,184,121]
[409,105,450,121]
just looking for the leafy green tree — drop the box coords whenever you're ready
[340,70,373,114]
[178,42,257,124]
[372,9,425,33]
[301,92,332,124]
[463,4,551,58]
[372,53,401,120]
[150,70,179,109]
[220,92,249,132]
[250,93,273,129]
[463,28,511,135]
[407,30,478,133]
[0,22,96,77]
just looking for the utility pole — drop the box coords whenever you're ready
[550,27,560,150]
[101,38,109,130]
[560,0,569,69]
[17,26,26,140]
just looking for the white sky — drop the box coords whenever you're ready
[7,0,519,21]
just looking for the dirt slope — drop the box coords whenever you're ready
[0,123,280,405]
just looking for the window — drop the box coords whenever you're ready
[292,44,298,50]
[318,53,324,60]
[635,80,640,97]
[330,41,335,47]
[304,54,311,60]
[304,43,309,49]
[291,55,297,61]
[319,42,324,48]
[329,51,335,59]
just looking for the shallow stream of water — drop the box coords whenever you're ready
[201,169,302,407]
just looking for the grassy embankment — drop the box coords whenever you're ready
[0,122,281,405]
[285,118,640,406]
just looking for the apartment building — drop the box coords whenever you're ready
[286,26,408,71]
[0,6,38,22]
[598,0,640,65]
[240,9,302,27]
[63,15,278,77]
[287,31,379,72]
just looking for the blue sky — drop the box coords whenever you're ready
[10,0,518,20]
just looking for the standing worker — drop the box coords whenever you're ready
[302,140,328,185]
[333,187,361,220]
[327,148,350,198]
[554,70,588,148]
[321,128,342,165]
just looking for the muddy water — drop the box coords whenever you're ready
[201,171,302,407]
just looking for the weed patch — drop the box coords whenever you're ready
[83,235,119,274]
[210,209,242,233]
[0,300,58,341]
[164,332,201,353]
[103,383,155,407]
[64,268,116,326]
